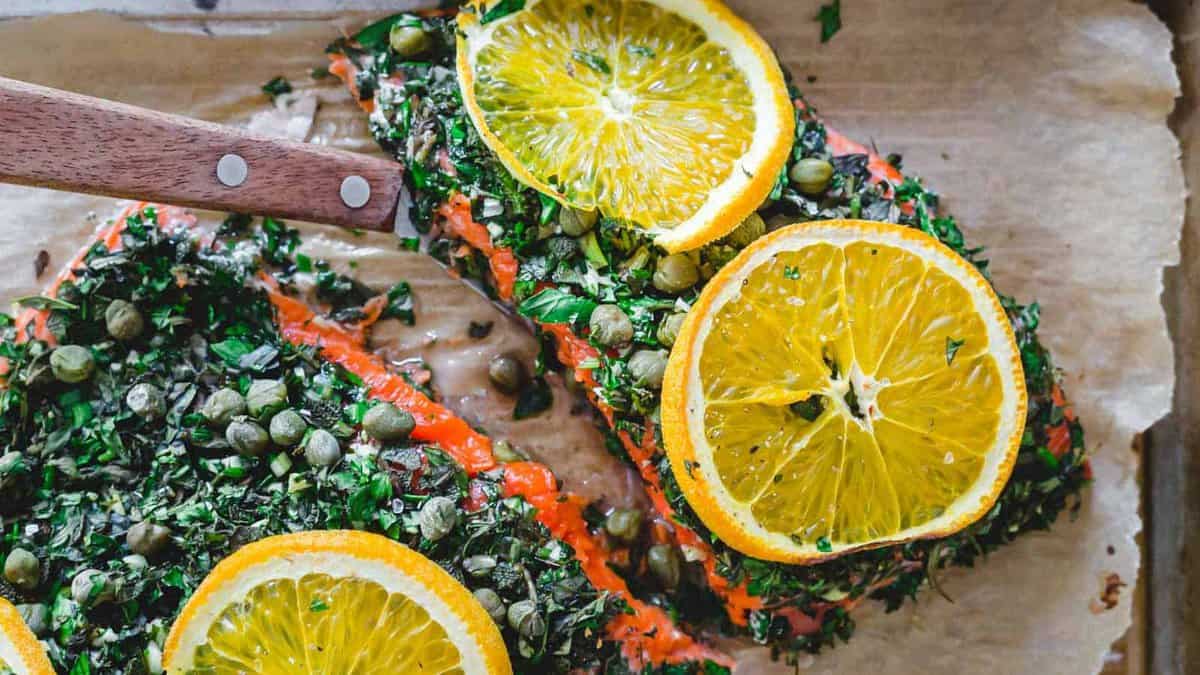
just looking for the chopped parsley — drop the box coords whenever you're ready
[261,75,293,101]
[817,0,842,43]
[571,49,612,76]
[482,0,525,24]
[945,336,966,365]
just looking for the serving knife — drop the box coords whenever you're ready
[0,75,490,298]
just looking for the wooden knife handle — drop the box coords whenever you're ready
[0,76,403,231]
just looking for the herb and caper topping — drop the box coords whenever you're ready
[0,209,627,673]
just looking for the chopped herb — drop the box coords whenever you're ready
[817,0,842,43]
[789,394,826,422]
[309,598,330,612]
[482,0,525,24]
[352,14,407,50]
[816,536,833,553]
[381,281,415,325]
[571,49,612,76]
[13,295,76,311]
[517,287,597,325]
[1036,446,1061,469]
[626,43,655,58]
[261,75,293,101]
[783,265,801,280]
[945,336,965,365]
[210,337,254,366]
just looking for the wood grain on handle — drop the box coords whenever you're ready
[0,76,404,231]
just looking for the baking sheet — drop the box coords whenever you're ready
[0,2,1182,673]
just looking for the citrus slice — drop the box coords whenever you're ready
[0,598,52,675]
[456,0,794,252]
[163,531,511,674]
[661,220,1027,563]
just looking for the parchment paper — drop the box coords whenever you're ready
[0,2,1182,673]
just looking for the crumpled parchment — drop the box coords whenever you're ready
[0,2,1182,672]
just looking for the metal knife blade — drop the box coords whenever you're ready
[391,184,501,307]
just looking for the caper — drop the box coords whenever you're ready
[604,508,643,544]
[245,379,289,419]
[268,409,307,447]
[656,313,686,348]
[506,599,546,639]
[50,345,94,383]
[71,569,113,607]
[589,304,634,347]
[125,383,166,420]
[628,349,669,389]
[362,402,415,442]
[202,388,246,428]
[652,254,699,294]
[724,212,767,248]
[547,236,579,262]
[304,429,342,467]
[492,440,527,463]
[462,554,498,578]
[389,23,432,57]
[789,157,834,195]
[104,299,145,341]
[487,355,526,395]
[647,544,681,590]
[418,496,458,541]
[619,247,653,284]
[126,521,171,557]
[226,418,270,457]
[473,588,507,623]
[4,548,39,591]
[558,207,598,237]
[16,603,49,636]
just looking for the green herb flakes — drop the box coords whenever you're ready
[571,49,612,75]
[261,75,293,101]
[817,0,842,43]
[945,336,966,365]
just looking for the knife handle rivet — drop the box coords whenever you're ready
[340,175,371,209]
[216,153,248,187]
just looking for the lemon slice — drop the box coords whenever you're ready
[164,531,511,674]
[0,598,52,675]
[456,0,794,252]
[661,220,1027,563]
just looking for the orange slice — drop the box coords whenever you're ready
[163,531,511,674]
[662,220,1027,563]
[456,0,794,252]
[0,598,52,675]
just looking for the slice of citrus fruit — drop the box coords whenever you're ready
[164,531,511,674]
[661,220,1027,563]
[0,598,52,675]
[456,0,795,252]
